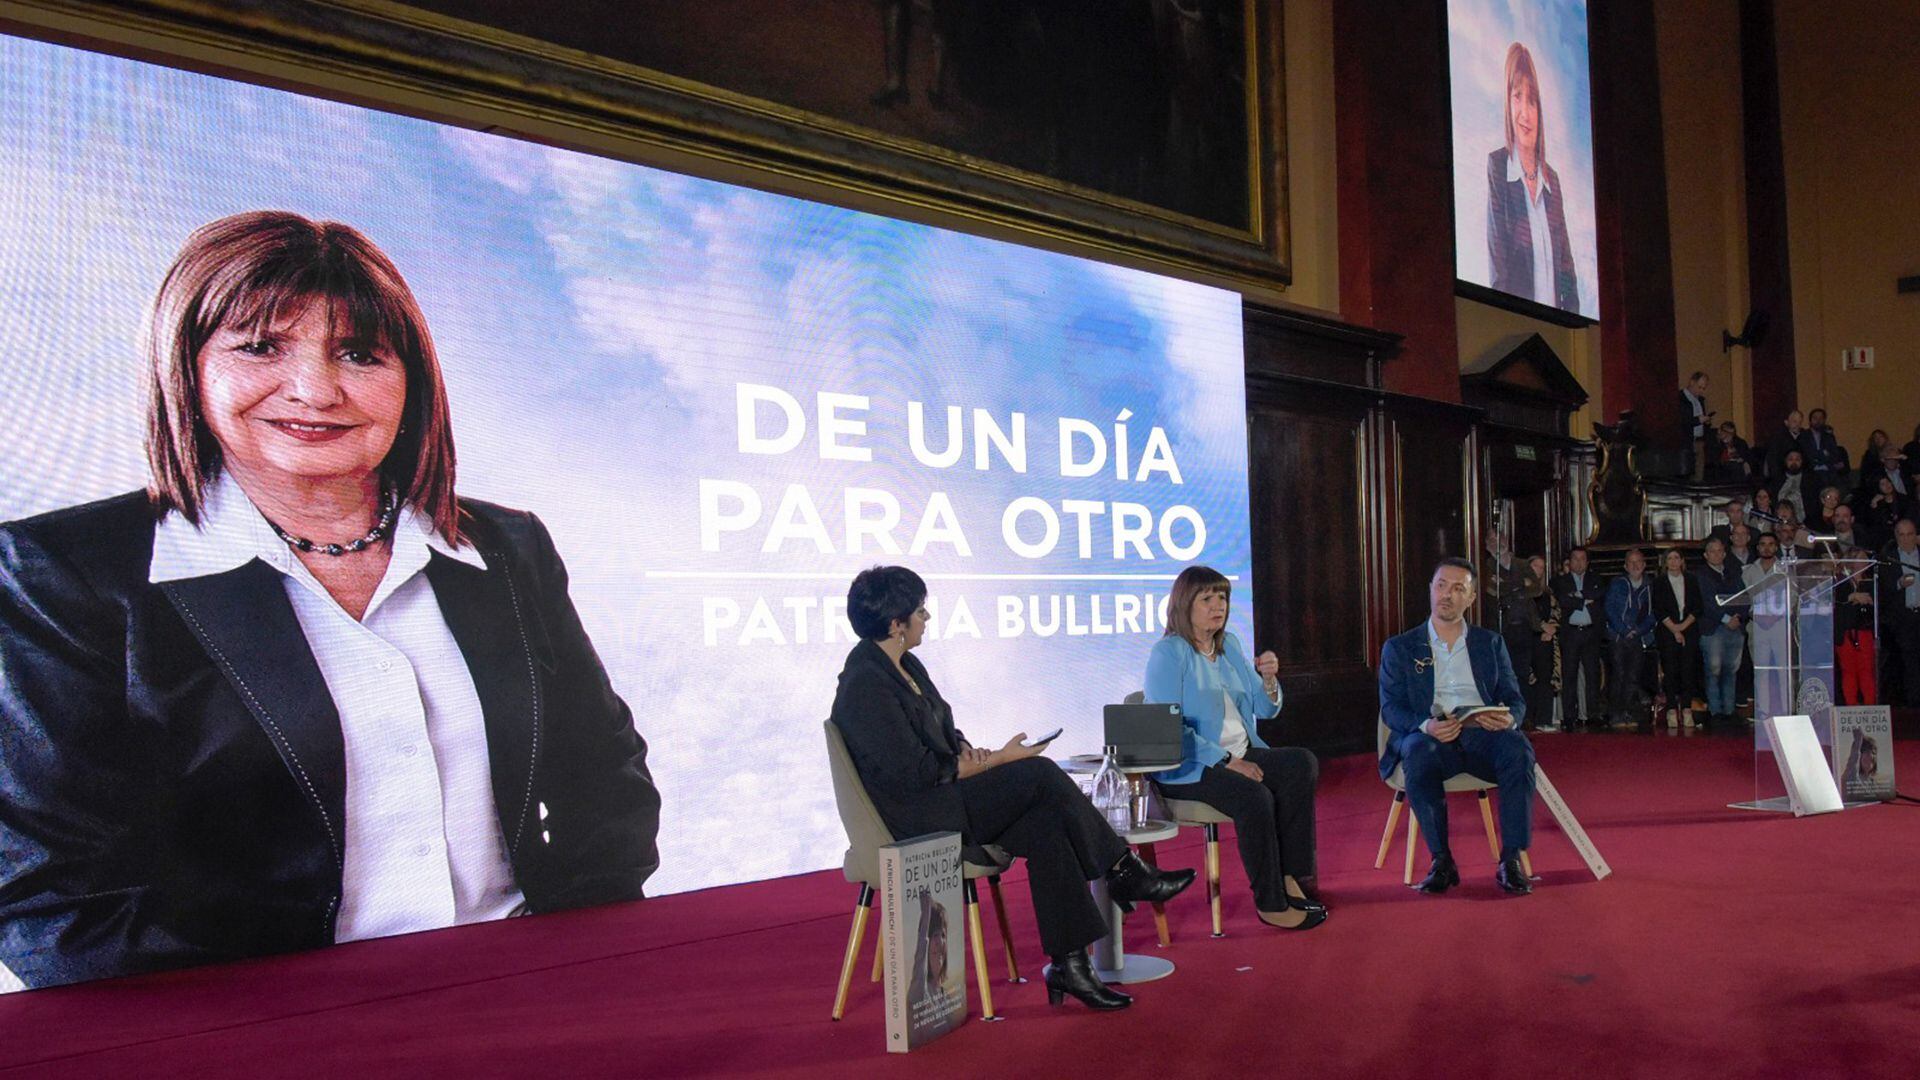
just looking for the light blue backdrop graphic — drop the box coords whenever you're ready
[1447,0,1599,319]
[0,35,1251,895]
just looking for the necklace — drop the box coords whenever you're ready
[266,490,399,557]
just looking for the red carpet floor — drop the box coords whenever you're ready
[3,731,1918,1078]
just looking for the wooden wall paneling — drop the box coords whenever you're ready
[1389,404,1475,636]
[1241,303,1398,755]
[1247,396,1373,753]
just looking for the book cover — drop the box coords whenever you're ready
[1831,706,1895,803]
[879,831,966,1053]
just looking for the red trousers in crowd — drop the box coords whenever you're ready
[1836,630,1877,705]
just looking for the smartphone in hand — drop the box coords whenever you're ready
[1022,727,1064,748]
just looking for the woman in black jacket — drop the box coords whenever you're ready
[1650,548,1704,728]
[828,566,1192,1011]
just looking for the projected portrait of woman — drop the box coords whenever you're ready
[1486,42,1578,310]
[0,211,662,991]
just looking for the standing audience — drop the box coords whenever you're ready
[1604,549,1656,728]
[1650,548,1702,728]
[1694,538,1747,729]
[1551,548,1606,729]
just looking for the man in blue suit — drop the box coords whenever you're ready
[1378,558,1537,895]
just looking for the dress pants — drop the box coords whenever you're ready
[1609,636,1650,723]
[1836,630,1876,705]
[1655,629,1700,711]
[957,757,1127,957]
[1527,634,1559,726]
[1396,727,1535,859]
[1157,746,1318,913]
[1559,625,1602,723]
[1502,628,1535,713]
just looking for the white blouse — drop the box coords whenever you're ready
[1218,689,1251,759]
[150,474,524,945]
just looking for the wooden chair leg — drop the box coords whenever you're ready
[832,884,874,1021]
[1477,791,1500,860]
[1139,842,1172,947]
[1375,791,1406,869]
[986,875,1023,982]
[964,880,999,1021]
[1403,814,1421,886]
[1520,850,1535,878]
[870,922,884,982]
[1205,823,1224,938]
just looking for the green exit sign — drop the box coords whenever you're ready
[1515,445,1538,461]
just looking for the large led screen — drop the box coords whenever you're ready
[1448,0,1600,321]
[0,34,1250,990]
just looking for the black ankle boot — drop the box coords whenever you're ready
[1105,850,1196,912]
[1045,950,1132,1010]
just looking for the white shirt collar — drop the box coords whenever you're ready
[1427,617,1468,654]
[1505,151,1552,196]
[151,471,485,585]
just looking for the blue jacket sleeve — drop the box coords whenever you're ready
[1145,636,1227,769]
[1603,578,1628,636]
[1225,633,1281,722]
[1377,636,1427,736]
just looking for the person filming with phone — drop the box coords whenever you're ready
[829,566,1193,1012]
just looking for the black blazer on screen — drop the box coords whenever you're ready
[0,492,661,990]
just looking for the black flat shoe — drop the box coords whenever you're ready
[1045,950,1132,1010]
[1257,902,1329,931]
[1496,856,1533,895]
[1414,852,1459,894]
[1106,850,1197,913]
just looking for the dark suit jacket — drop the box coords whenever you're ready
[1678,390,1709,441]
[1549,571,1607,633]
[0,492,660,990]
[1802,427,1845,480]
[1649,572,1704,644]
[1376,623,1525,780]
[829,638,972,850]
[1486,148,1578,311]
[1765,427,1814,482]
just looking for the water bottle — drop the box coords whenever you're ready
[1090,745,1131,835]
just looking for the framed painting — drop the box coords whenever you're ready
[1,0,1289,289]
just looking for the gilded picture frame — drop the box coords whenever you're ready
[0,0,1289,290]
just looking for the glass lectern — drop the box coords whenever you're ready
[1717,551,1877,811]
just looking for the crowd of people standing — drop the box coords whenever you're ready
[1486,388,1920,729]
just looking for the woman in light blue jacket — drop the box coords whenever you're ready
[1145,566,1326,930]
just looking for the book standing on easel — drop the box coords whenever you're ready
[1832,706,1895,803]
[879,831,966,1053]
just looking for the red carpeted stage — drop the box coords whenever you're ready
[3,731,1916,1079]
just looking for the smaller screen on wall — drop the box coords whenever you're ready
[1448,0,1600,322]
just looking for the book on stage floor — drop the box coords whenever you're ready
[1831,706,1895,803]
[1763,715,1844,817]
[879,831,966,1053]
